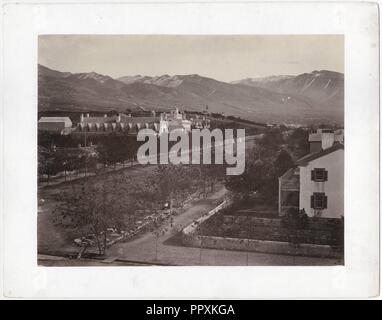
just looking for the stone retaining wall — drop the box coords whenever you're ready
[182,233,342,259]
[181,203,343,259]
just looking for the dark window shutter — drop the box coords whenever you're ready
[311,170,315,181]
[311,195,315,208]
[324,170,328,181]
[323,196,328,209]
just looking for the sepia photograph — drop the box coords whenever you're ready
[37,35,345,267]
[2,0,380,300]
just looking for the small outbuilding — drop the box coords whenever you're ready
[38,116,73,133]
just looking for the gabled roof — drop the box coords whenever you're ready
[279,167,300,190]
[120,116,159,124]
[39,117,72,123]
[296,142,344,166]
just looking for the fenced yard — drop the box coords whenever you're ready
[196,211,343,247]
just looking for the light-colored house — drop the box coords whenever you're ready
[279,131,344,219]
[38,116,73,133]
[296,143,344,218]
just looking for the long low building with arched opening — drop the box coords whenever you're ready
[72,109,194,136]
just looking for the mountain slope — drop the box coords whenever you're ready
[232,70,344,117]
[38,65,344,123]
[38,64,138,110]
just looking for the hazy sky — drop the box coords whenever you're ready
[39,35,344,82]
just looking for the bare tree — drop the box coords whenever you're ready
[53,175,138,256]
[150,210,172,261]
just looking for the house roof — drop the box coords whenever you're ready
[309,131,344,142]
[81,113,160,125]
[39,117,72,123]
[279,167,300,190]
[82,116,116,124]
[296,142,344,166]
[120,116,160,124]
[308,133,322,142]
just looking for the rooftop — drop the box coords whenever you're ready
[82,116,116,124]
[39,117,72,123]
[296,142,344,166]
[279,167,300,190]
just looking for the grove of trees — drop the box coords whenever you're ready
[225,128,296,206]
[38,131,141,181]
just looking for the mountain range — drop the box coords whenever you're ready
[38,64,343,124]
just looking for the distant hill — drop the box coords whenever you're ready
[38,65,344,124]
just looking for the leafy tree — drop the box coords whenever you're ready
[252,160,278,205]
[198,162,226,196]
[122,134,139,165]
[274,149,295,177]
[38,146,63,182]
[225,159,256,198]
[286,127,309,158]
[97,134,139,169]
[257,128,284,158]
[281,208,308,264]
[38,130,80,148]
[156,164,192,202]
[96,135,120,168]
[225,158,277,204]
[38,130,56,149]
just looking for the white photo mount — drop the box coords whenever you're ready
[0,1,379,299]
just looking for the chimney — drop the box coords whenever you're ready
[80,113,84,123]
[321,132,335,150]
[86,113,90,118]
[104,114,107,118]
